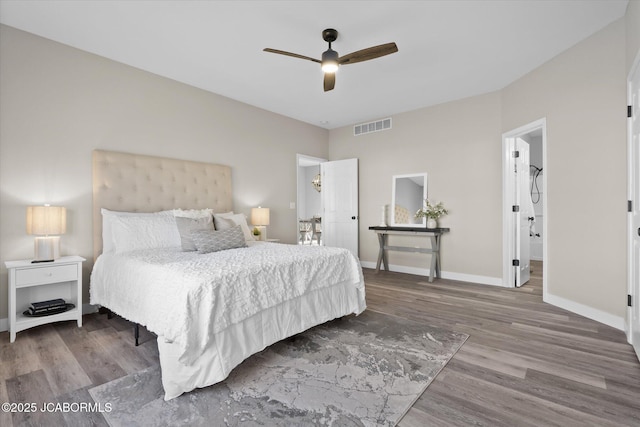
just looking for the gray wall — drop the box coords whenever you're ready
[0,25,328,320]
[501,18,626,320]
[330,91,504,283]
[330,17,631,325]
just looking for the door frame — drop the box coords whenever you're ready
[627,51,640,350]
[502,118,547,295]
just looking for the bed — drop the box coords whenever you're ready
[89,150,366,400]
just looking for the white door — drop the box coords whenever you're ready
[321,158,359,258]
[506,137,533,287]
[628,57,640,357]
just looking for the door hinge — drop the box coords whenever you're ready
[512,151,520,158]
[629,200,633,213]
[629,105,633,118]
[629,294,632,307]
[512,259,520,267]
[512,205,520,212]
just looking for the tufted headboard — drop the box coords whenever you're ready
[92,149,233,260]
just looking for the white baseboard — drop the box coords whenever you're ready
[359,261,504,287]
[0,304,99,333]
[544,292,625,331]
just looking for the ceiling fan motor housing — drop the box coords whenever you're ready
[322,49,339,63]
[322,28,338,43]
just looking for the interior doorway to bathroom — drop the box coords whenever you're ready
[502,119,547,294]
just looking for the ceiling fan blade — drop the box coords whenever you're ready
[338,42,398,65]
[324,73,335,92]
[263,48,321,64]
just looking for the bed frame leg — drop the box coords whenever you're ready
[98,306,113,319]
[134,323,139,346]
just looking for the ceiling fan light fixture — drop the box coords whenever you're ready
[321,62,338,73]
[264,28,397,91]
[321,49,339,73]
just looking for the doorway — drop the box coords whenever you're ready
[296,154,326,246]
[502,119,547,294]
[296,154,360,258]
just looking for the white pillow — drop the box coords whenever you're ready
[172,208,213,219]
[101,208,173,254]
[110,215,181,253]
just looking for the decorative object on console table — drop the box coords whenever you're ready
[5,256,85,342]
[26,205,66,262]
[415,199,449,229]
[379,205,387,226]
[250,206,270,241]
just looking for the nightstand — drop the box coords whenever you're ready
[5,256,85,342]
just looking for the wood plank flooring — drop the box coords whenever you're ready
[1,262,639,426]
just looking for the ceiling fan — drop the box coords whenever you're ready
[264,28,398,92]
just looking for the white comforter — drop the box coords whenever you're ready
[90,242,365,366]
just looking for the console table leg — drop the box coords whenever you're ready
[375,233,385,273]
[429,235,440,282]
[376,233,389,273]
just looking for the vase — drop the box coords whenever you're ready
[427,218,438,229]
[379,205,387,227]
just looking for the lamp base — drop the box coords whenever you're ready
[34,236,60,262]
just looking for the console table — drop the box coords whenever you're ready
[368,226,450,282]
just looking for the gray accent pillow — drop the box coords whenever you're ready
[191,225,248,254]
[175,215,214,251]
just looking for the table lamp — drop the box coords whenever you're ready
[26,205,66,262]
[251,206,270,241]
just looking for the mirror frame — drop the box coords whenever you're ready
[391,173,428,227]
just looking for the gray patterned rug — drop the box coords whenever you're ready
[89,310,467,426]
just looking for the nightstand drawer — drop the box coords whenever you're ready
[15,264,78,287]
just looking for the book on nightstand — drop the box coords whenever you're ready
[28,298,67,315]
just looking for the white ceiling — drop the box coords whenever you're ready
[0,0,629,129]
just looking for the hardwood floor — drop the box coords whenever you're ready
[1,262,639,426]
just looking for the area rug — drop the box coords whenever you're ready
[89,310,467,426]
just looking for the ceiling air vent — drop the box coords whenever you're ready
[354,118,392,136]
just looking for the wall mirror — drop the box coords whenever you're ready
[391,173,428,227]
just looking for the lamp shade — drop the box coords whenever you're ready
[251,207,270,226]
[26,205,67,236]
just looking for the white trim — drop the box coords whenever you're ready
[360,261,504,287]
[627,51,640,348]
[0,303,98,333]
[544,293,625,331]
[501,119,548,295]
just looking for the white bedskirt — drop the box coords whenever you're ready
[158,278,364,400]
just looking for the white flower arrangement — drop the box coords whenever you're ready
[415,199,449,220]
